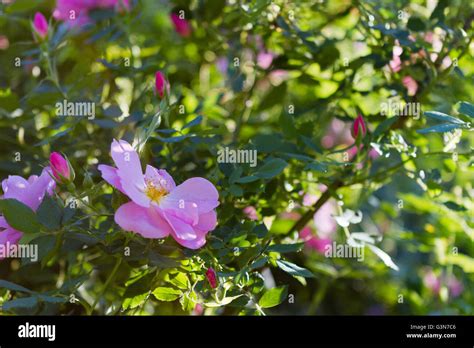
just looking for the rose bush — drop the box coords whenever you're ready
[0,0,473,315]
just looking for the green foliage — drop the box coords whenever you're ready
[0,0,473,316]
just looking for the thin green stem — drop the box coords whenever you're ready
[88,257,122,315]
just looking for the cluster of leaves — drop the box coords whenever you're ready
[0,0,473,315]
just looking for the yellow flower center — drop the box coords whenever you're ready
[145,180,168,203]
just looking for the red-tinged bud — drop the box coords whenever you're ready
[33,12,48,39]
[155,71,170,99]
[50,152,74,184]
[351,114,367,139]
[170,13,192,37]
[206,267,218,289]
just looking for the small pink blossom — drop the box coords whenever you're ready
[98,140,219,249]
[402,76,418,96]
[50,152,72,183]
[243,206,258,221]
[447,276,463,298]
[389,55,402,73]
[33,12,48,39]
[1,168,56,259]
[170,13,191,37]
[155,71,169,99]
[193,303,204,315]
[302,193,317,207]
[351,114,367,139]
[206,267,218,288]
[423,268,441,294]
[257,52,274,70]
[313,200,337,238]
[299,226,332,254]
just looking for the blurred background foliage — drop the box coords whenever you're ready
[0,0,473,315]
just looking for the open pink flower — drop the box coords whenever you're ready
[170,13,191,37]
[0,168,56,258]
[53,0,130,27]
[98,140,219,249]
[33,12,48,38]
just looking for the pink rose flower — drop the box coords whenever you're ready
[155,71,169,99]
[402,76,418,96]
[447,276,463,298]
[299,226,332,254]
[53,0,130,27]
[33,12,48,39]
[206,267,218,288]
[313,200,337,238]
[98,140,219,249]
[50,152,72,183]
[243,206,258,221]
[351,114,367,139]
[257,52,274,70]
[0,168,56,258]
[423,269,441,294]
[170,13,191,37]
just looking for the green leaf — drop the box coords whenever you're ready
[235,175,259,184]
[374,117,398,137]
[443,201,467,212]
[417,123,461,134]
[168,273,190,290]
[268,243,304,253]
[423,111,465,125]
[458,101,474,118]
[276,260,314,278]
[304,161,328,172]
[0,199,40,234]
[258,285,288,308]
[255,158,287,179]
[37,196,62,231]
[152,287,182,301]
[0,280,34,294]
[182,115,203,130]
[407,17,426,31]
[205,294,244,307]
[2,297,38,311]
[180,291,198,311]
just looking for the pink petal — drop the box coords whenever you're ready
[165,177,219,214]
[98,164,125,194]
[110,139,149,207]
[162,210,198,241]
[33,12,48,38]
[195,210,217,233]
[0,216,9,229]
[144,165,176,192]
[115,202,171,239]
[0,227,22,251]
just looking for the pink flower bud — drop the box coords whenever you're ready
[155,71,169,99]
[33,12,48,39]
[170,13,191,37]
[50,152,71,182]
[206,267,218,289]
[351,114,367,139]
